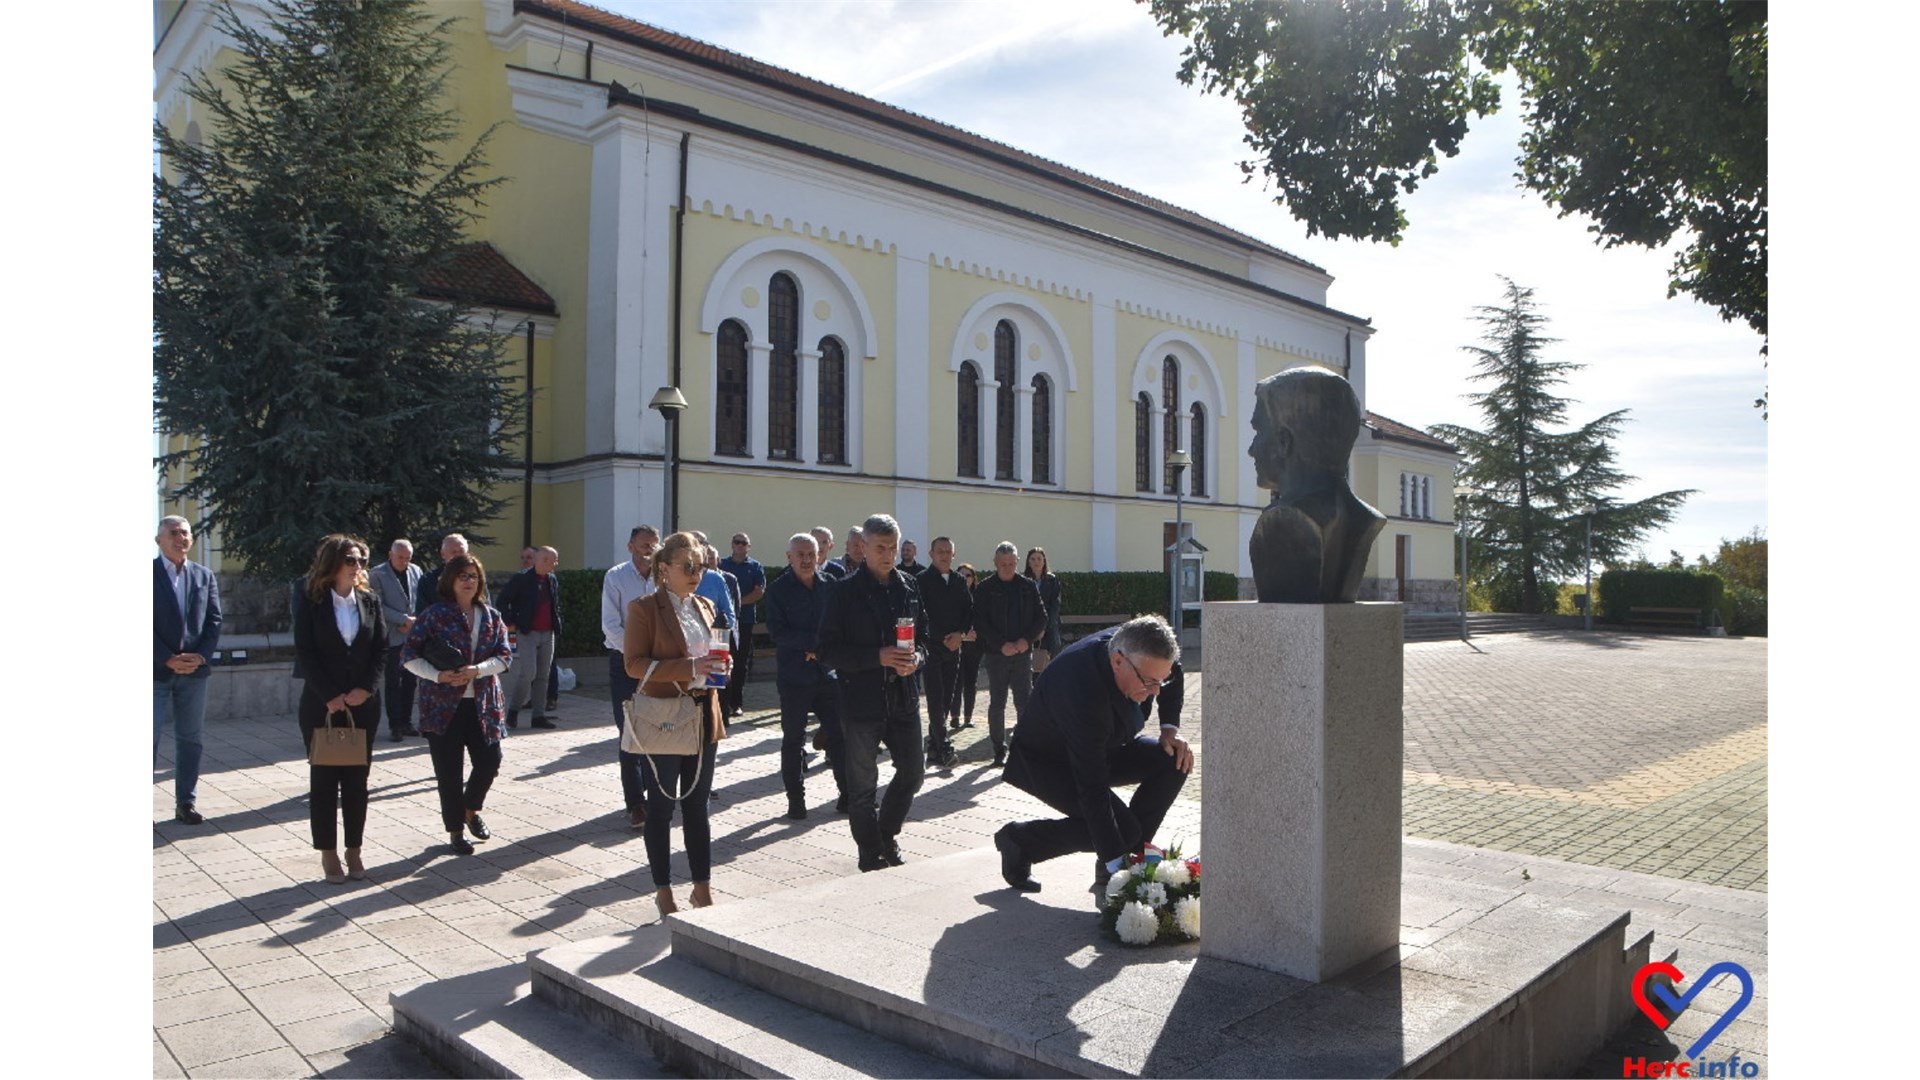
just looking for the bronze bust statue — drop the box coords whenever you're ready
[1247,368,1386,603]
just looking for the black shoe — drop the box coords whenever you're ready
[883,841,905,867]
[174,805,203,825]
[466,815,490,840]
[387,729,404,743]
[995,825,1040,892]
[786,798,808,820]
[545,700,559,713]
[506,711,519,729]
[858,853,887,872]
[1091,857,1116,896]
[449,835,475,855]
[949,716,961,731]
[531,717,557,729]
[835,793,848,814]
[396,724,419,738]
[992,745,1006,768]
[628,807,647,829]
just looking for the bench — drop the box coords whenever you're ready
[1628,606,1703,632]
[1061,614,1130,644]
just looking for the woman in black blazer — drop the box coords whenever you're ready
[294,534,387,884]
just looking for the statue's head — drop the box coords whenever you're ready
[1249,367,1362,492]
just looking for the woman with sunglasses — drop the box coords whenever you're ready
[293,534,386,884]
[403,553,513,856]
[624,531,730,915]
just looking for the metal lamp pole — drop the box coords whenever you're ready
[1166,449,1191,628]
[1582,504,1596,631]
[649,386,688,534]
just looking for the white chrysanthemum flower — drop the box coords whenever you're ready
[1142,882,1168,909]
[1116,901,1161,945]
[1105,869,1132,899]
[1174,896,1201,939]
[1158,859,1191,889]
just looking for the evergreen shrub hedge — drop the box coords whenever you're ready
[1596,569,1725,622]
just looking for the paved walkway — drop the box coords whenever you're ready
[152,630,1766,1077]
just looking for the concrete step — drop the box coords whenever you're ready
[531,926,979,1079]
[390,955,674,1079]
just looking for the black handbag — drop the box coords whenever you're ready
[422,636,465,672]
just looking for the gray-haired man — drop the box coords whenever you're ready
[994,615,1190,894]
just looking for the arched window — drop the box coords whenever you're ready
[1135,393,1153,492]
[818,336,847,465]
[1030,373,1052,485]
[767,273,799,460]
[994,320,1017,481]
[1162,356,1182,494]
[716,319,750,456]
[958,361,982,478]
[1189,403,1207,497]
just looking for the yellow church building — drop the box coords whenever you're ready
[155,0,1460,608]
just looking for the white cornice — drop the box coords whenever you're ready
[1353,439,1459,467]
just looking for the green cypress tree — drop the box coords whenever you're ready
[154,0,525,578]
[1430,278,1692,614]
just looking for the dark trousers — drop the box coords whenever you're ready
[382,646,416,734]
[1002,734,1188,865]
[923,645,962,746]
[778,680,845,801]
[644,740,717,887]
[981,650,1032,749]
[299,695,377,849]
[547,653,560,707]
[425,700,502,834]
[841,710,924,859]
[608,650,652,812]
[959,641,981,722]
[722,632,755,716]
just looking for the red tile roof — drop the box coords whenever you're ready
[417,243,557,315]
[513,0,1324,274]
[1365,411,1459,455]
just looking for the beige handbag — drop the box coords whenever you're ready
[308,708,368,766]
[622,661,707,800]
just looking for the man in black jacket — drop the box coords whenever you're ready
[916,536,972,769]
[765,532,845,819]
[816,513,928,872]
[994,615,1191,894]
[972,541,1047,766]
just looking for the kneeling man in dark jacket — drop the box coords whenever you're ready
[995,614,1191,892]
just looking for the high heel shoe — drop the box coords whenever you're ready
[344,848,365,881]
[320,851,347,885]
[655,888,679,917]
[690,884,714,909]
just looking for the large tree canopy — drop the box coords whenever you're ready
[154,0,524,579]
[1430,278,1692,614]
[1144,0,1767,337]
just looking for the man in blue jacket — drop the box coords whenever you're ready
[496,546,562,730]
[765,532,844,819]
[154,516,222,825]
[994,615,1190,893]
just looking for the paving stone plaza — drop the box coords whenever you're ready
[152,630,1767,1077]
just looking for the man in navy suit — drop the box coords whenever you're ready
[994,615,1190,893]
[154,516,222,825]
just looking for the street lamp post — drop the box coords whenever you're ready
[1582,504,1596,631]
[1166,449,1191,630]
[649,386,688,534]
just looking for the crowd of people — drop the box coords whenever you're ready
[151,511,1196,911]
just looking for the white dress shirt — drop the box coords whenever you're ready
[601,560,657,651]
[331,588,361,643]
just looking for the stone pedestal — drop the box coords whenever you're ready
[1199,601,1403,981]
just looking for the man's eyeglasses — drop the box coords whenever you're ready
[1118,651,1166,691]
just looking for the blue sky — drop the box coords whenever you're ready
[598,0,1769,563]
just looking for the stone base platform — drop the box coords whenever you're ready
[394,840,1659,1078]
